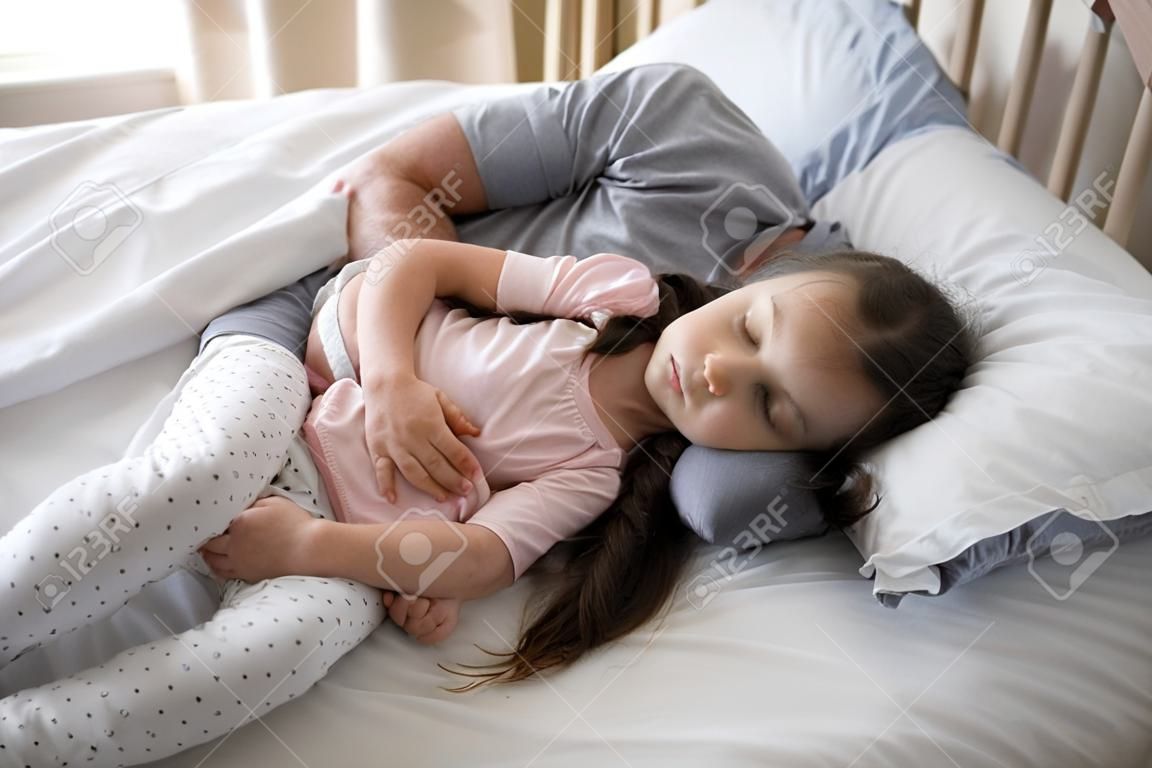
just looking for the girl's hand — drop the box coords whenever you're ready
[382,591,461,645]
[198,496,320,583]
[365,373,483,504]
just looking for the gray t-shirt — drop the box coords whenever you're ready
[200,63,850,357]
[451,62,849,286]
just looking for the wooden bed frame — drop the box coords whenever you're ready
[541,0,1152,250]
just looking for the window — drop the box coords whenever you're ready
[0,0,182,83]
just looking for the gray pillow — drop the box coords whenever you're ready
[875,507,1152,607]
[670,446,829,545]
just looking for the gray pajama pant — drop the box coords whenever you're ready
[0,333,385,767]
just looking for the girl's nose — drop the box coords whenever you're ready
[703,353,728,397]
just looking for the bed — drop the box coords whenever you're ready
[2,1,1151,766]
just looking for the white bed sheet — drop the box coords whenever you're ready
[2,84,1151,767]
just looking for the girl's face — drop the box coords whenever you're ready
[644,270,886,451]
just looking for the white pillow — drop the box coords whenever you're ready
[814,126,1152,601]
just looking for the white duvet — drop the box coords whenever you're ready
[2,82,1151,768]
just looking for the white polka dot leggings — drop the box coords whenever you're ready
[0,335,385,767]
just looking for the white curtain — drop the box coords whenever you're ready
[177,0,519,104]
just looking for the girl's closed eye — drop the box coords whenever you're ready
[741,313,776,429]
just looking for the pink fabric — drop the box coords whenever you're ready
[301,378,493,524]
[302,250,661,580]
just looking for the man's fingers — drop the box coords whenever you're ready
[201,551,233,579]
[199,534,230,556]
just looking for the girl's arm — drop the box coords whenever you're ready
[355,238,507,389]
[303,515,515,601]
[199,495,514,601]
[353,239,506,501]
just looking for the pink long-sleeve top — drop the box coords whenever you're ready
[301,249,661,581]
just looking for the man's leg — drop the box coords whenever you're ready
[198,265,337,363]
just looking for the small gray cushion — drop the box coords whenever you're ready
[670,446,829,545]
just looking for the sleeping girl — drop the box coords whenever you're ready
[0,214,974,765]
[198,221,974,690]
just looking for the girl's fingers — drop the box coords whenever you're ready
[375,455,396,503]
[438,390,481,437]
[416,616,456,645]
[404,446,457,503]
[406,596,430,621]
[450,402,481,435]
[389,594,429,629]
[430,434,479,498]
[407,612,441,640]
[389,599,408,625]
[412,621,439,643]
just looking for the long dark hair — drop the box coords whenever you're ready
[436,248,977,692]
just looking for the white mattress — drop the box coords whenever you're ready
[2,84,1151,768]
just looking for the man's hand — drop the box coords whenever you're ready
[382,591,461,645]
[332,113,489,263]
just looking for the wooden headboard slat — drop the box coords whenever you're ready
[904,0,922,30]
[998,0,1054,158]
[948,0,986,100]
[544,0,580,82]
[579,0,615,78]
[1103,89,1152,245]
[1047,17,1113,201]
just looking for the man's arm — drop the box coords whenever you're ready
[303,516,514,601]
[339,113,490,263]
